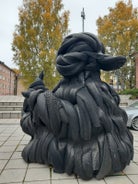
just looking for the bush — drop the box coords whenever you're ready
[119,89,138,99]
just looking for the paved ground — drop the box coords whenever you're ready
[0,119,138,184]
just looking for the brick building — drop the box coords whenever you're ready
[0,61,16,95]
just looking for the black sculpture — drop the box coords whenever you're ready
[21,32,133,180]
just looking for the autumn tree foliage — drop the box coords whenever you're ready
[97,0,138,90]
[12,0,69,89]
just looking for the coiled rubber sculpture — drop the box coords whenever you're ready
[21,32,133,180]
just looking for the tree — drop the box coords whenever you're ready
[96,0,138,90]
[12,0,69,89]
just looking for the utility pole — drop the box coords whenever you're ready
[81,8,85,32]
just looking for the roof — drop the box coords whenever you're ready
[0,61,16,74]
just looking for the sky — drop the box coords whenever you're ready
[0,0,137,68]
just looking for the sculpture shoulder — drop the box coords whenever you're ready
[102,82,120,105]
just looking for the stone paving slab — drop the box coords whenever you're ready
[25,167,50,182]
[0,169,26,183]
[52,179,78,184]
[128,175,138,184]
[24,181,50,184]
[0,122,138,184]
[104,175,133,184]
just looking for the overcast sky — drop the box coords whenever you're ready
[0,0,137,68]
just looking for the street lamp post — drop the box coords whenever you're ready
[81,8,85,32]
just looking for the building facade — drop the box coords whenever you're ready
[0,61,16,95]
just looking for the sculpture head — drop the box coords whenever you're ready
[56,32,126,77]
